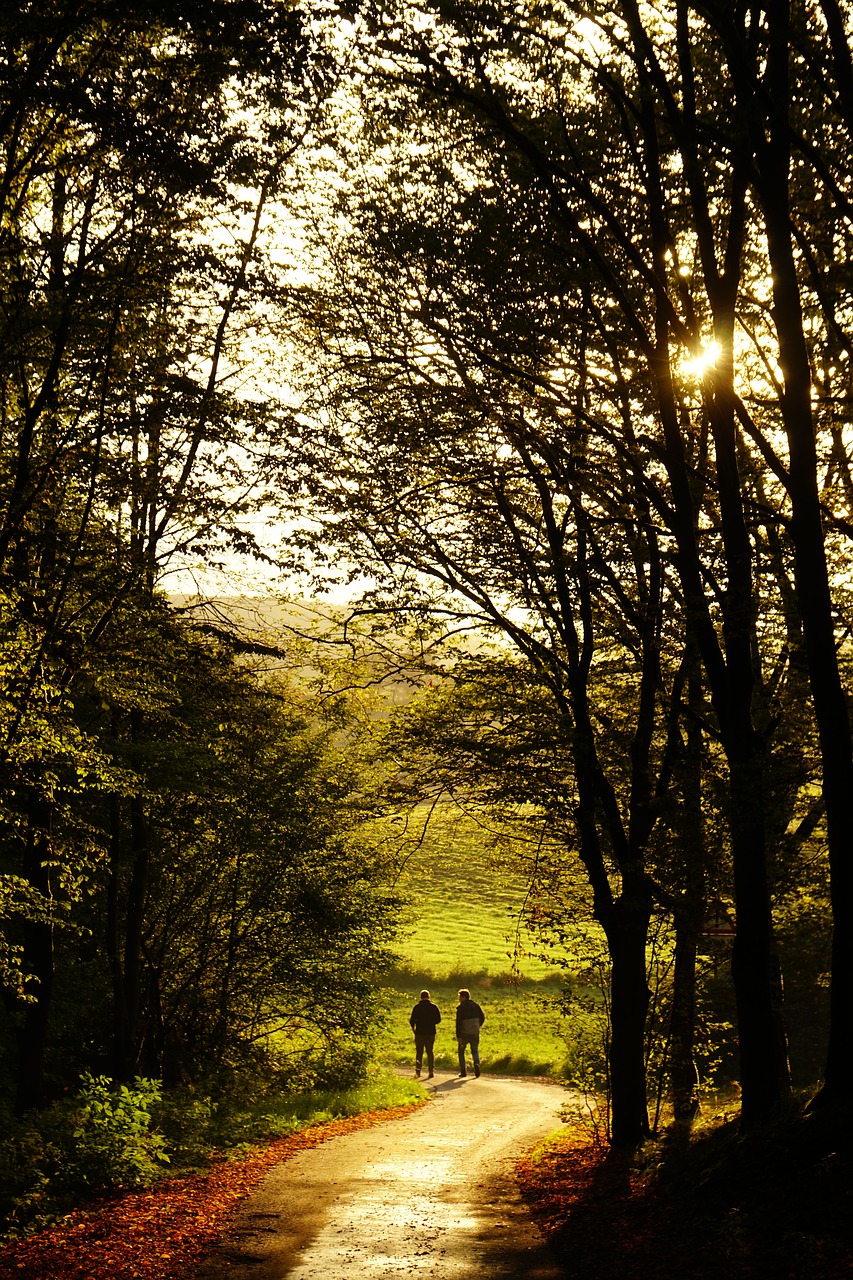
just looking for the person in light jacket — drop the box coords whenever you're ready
[410,989,442,1078]
[455,988,485,1078]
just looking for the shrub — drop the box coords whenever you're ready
[60,1074,170,1194]
[0,1074,171,1239]
[0,1121,55,1238]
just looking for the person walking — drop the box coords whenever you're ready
[409,989,441,1078]
[455,988,485,1078]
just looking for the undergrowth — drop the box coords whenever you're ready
[0,1068,421,1242]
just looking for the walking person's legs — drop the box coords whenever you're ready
[457,1037,467,1076]
[470,1033,481,1077]
[424,1036,435,1076]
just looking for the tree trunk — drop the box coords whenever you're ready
[729,752,791,1120]
[670,917,700,1119]
[669,643,704,1120]
[14,805,54,1113]
[540,507,655,1149]
[106,789,133,1079]
[122,711,150,1076]
[604,877,653,1145]
[651,343,789,1124]
[759,0,853,1108]
[566,721,651,1146]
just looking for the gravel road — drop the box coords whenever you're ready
[196,1071,571,1280]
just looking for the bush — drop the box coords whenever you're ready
[61,1074,170,1194]
[0,1065,419,1241]
[0,1074,171,1240]
[0,1122,55,1238]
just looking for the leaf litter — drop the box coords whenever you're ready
[516,1119,853,1280]
[0,1102,426,1280]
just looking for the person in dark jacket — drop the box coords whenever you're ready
[455,988,485,1078]
[410,989,441,1078]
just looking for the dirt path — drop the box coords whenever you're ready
[196,1072,571,1280]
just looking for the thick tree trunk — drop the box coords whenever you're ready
[568,723,651,1146]
[558,521,654,1149]
[729,755,790,1121]
[669,646,704,1120]
[14,933,52,1114]
[604,878,653,1145]
[759,0,853,1108]
[670,918,699,1119]
[146,960,165,1078]
[652,343,789,1124]
[123,794,149,1075]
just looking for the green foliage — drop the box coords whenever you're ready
[125,641,400,1082]
[0,577,402,1102]
[557,991,610,1095]
[0,1123,53,1239]
[154,1069,423,1166]
[0,1075,169,1239]
[0,1065,421,1240]
[64,1074,169,1194]
[280,0,853,1139]
[0,0,361,1116]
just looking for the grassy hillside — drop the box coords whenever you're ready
[378,820,605,1080]
[397,849,560,984]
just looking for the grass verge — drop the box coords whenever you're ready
[0,1069,424,1244]
[157,1069,425,1169]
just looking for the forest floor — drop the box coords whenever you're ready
[0,1084,851,1279]
[520,1099,853,1280]
[0,1102,428,1280]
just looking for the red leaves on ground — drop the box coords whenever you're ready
[0,1101,426,1280]
[517,1123,853,1280]
[519,1128,699,1278]
[7,1103,850,1280]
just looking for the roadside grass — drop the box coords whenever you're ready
[0,1070,423,1242]
[0,1096,431,1280]
[156,1070,425,1170]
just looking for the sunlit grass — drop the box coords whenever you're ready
[393,825,564,985]
[159,1070,424,1169]
[380,977,568,1076]
[380,831,585,1078]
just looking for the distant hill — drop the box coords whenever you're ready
[168,594,430,709]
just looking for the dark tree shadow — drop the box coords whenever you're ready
[539,1110,853,1280]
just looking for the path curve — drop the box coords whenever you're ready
[196,1072,571,1279]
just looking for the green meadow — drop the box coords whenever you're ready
[380,978,571,1077]
[378,820,601,1080]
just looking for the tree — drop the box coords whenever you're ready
[282,0,852,1133]
[285,110,725,1141]
[91,615,399,1087]
[0,0,339,1108]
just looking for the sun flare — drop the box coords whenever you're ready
[681,340,721,378]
